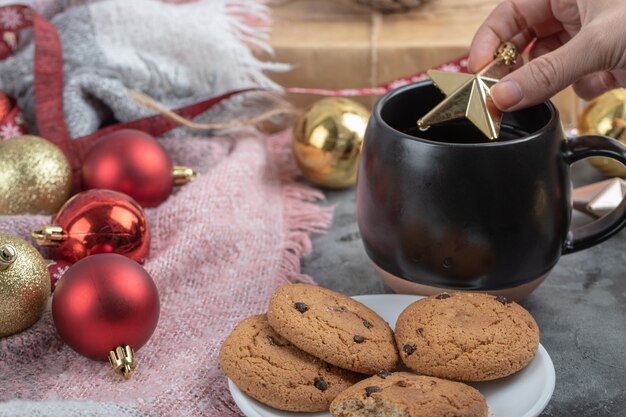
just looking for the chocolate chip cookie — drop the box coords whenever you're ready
[330,371,488,417]
[395,292,540,381]
[219,315,361,412]
[267,284,399,374]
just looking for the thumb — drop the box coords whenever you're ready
[491,32,601,111]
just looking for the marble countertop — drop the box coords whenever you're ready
[301,161,626,417]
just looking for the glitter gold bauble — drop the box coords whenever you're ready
[0,233,50,338]
[293,98,369,189]
[579,89,626,177]
[0,135,72,215]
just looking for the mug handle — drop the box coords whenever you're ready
[562,135,626,254]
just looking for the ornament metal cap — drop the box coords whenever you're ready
[495,42,517,66]
[31,225,66,247]
[172,165,197,186]
[417,42,518,140]
[109,345,136,380]
[0,244,17,270]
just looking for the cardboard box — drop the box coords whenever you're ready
[264,0,579,127]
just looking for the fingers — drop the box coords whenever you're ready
[469,0,556,72]
[573,71,626,100]
[528,31,572,60]
[491,32,603,111]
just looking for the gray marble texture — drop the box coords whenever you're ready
[301,160,626,417]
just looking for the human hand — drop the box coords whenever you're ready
[469,0,626,111]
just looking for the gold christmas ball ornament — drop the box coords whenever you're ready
[579,89,626,177]
[0,233,50,338]
[0,135,72,215]
[293,98,369,189]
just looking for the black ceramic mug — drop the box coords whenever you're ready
[356,81,626,299]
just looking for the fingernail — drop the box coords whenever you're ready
[491,80,523,110]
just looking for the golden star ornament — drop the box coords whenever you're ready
[417,42,518,140]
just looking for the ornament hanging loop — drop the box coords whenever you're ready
[31,225,66,247]
[0,245,17,270]
[109,345,136,380]
[172,166,197,186]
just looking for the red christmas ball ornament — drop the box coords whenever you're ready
[52,253,160,379]
[81,129,196,207]
[0,92,11,122]
[47,259,73,292]
[32,189,150,264]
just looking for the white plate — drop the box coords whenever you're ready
[228,294,555,417]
